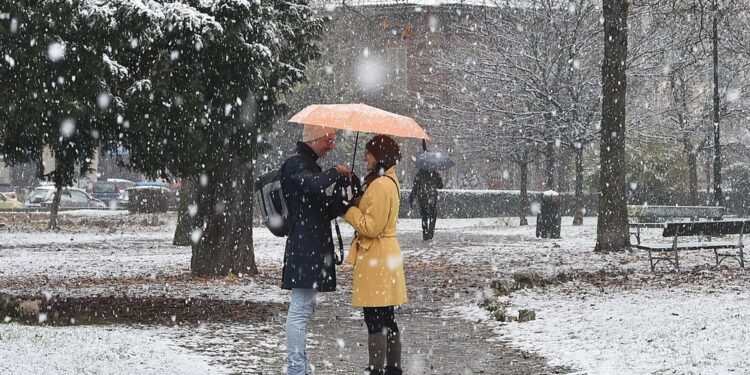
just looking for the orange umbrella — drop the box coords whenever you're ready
[288,103,430,140]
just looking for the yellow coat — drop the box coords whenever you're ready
[344,167,408,307]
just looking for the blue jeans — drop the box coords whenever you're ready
[286,288,318,375]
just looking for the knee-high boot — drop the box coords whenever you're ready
[385,332,402,375]
[365,333,387,374]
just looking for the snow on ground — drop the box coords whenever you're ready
[0,226,291,302]
[0,323,227,374]
[58,209,131,218]
[166,322,286,373]
[499,286,750,374]
[4,213,750,373]
[434,217,750,374]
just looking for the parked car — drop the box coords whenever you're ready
[0,192,23,209]
[125,182,178,212]
[25,186,106,209]
[88,179,135,207]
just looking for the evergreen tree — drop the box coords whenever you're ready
[117,0,323,276]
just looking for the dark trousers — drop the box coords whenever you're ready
[363,306,399,335]
[419,200,437,240]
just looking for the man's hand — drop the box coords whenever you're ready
[335,164,351,178]
[350,173,363,198]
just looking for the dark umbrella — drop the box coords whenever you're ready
[414,152,455,171]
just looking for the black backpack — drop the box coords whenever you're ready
[254,167,292,237]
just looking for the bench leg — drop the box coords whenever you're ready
[649,249,655,272]
[674,248,680,271]
[740,246,745,268]
[715,249,720,268]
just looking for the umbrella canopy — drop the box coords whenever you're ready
[288,103,430,140]
[414,151,455,171]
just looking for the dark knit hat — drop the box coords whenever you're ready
[365,135,401,169]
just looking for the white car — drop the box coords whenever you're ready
[116,188,130,209]
[25,186,107,209]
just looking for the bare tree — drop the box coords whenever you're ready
[595,0,630,253]
[628,0,750,206]
[415,0,602,224]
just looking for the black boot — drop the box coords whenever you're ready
[365,333,387,375]
[386,331,402,375]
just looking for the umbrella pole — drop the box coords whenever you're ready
[350,132,360,175]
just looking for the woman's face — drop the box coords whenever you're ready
[364,151,377,172]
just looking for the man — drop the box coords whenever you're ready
[280,124,350,375]
[408,168,443,240]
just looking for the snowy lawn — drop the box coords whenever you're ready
[0,323,227,374]
[501,285,750,374]
[436,216,750,374]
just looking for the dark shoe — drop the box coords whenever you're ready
[385,366,403,375]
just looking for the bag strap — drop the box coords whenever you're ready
[334,219,344,265]
[382,175,398,190]
[381,174,399,230]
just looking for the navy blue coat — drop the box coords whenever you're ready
[280,142,347,292]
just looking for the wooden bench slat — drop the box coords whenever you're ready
[633,242,739,251]
[662,220,750,237]
[628,205,725,219]
[629,222,668,229]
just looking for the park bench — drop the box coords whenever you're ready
[628,205,725,245]
[632,220,749,271]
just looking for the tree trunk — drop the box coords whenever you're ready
[545,141,555,190]
[518,157,529,226]
[705,153,712,204]
[686,146,698,206]
[190,128,258,277]
[173,178,196,246]
[48,181,63,230]
[557,150,568,193]
[711,6,724,207]
[573,145,584,226]
[595,0,630,253]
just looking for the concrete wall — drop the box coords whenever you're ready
[398,189,598,218]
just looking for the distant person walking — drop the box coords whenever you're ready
[409,168,443,240]
[280,124,351,375]
[344,135,407,375]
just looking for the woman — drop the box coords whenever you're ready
[344,135,407,375]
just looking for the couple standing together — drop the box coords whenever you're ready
[280,124,406,375]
